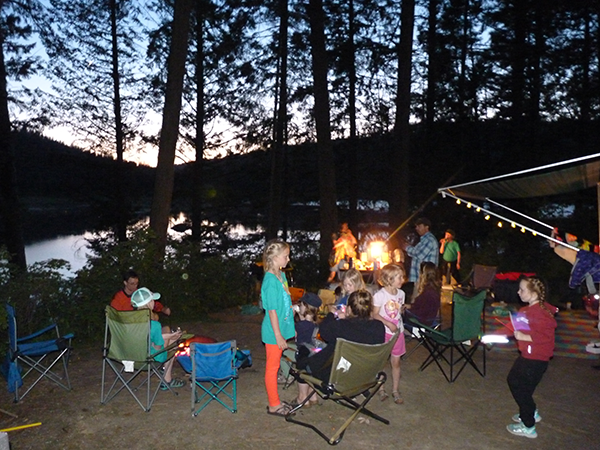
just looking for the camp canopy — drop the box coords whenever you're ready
[438,153,600,251]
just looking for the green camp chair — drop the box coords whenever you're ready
[417,289,486,383]
[100,306,180,412]
[285,334,398,446]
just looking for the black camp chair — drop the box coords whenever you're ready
[285,334,398,445]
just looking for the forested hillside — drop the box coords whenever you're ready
[13,117,599,243]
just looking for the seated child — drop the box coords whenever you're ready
[404,261,441,328]
[330,268,365,319]
[131,287,184,390]
[280,292,322,404]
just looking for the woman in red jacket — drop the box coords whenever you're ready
[506,276,558,439]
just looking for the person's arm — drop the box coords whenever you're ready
[439,239,445,254]
[456,250,461,270]
[268,310,288,350]
[513,330,532,342]
[372,305,398,333]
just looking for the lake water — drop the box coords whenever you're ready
[25,233,94,275]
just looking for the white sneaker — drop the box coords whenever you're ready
[506,423,537,439]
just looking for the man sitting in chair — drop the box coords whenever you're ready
[294,290,385,405]
[130,288,184,390]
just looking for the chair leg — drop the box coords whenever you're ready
[285,375,390,445]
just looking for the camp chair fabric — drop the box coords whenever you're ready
[289,287,305,304]
[417,290,486,382]
[178,341,238,417]
[402,309,440,361]
[459,264,497,295]
[4,303,75,402]
[285,334,398,445]
[101,306,179,412]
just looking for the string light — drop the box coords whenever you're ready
[485,215,490,220]
[467,202,472,208]
[532,231,537,236]
[497,221,503,228]
[511,222,516,228]
[456,199,461,205]
[476,207,481,212]
[521,227,526,233]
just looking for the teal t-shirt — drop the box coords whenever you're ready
[150,320,166,363]
[443,240,461,262]
[261,271,295,345]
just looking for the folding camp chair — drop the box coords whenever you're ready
[100,306,180,412]
[178,340,238,417]
[285,334,398,446]
[4,303,75,403]
[402,310,440,361]
[417,289,486,383]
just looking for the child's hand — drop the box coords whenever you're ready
[276,335,288,350]
[387,322,398,333]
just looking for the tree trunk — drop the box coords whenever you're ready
[347,0,358,229]
[390,0,415,240]
[192,0,205,240]
[110,0,127,242]
[0,12,26,272]
[307,0,337,270]
[150,0,193,255]
[267,0,288,240]
[425,0,438,131]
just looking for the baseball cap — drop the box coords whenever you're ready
[131,287,161,308]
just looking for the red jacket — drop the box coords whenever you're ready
[517,302,558,362]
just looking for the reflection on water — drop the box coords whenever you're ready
[25,233,94,275]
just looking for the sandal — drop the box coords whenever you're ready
[392,391,404,405]
[160,378,185,391]
[379,389,389,402]
[266,403,293,417]
[289,398,310,409]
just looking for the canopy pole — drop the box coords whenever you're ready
[387,168,463,242]
[485,198,554,230]
[439,191,579,251]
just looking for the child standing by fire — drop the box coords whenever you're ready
[261,239,295,417]
[372,263,406,405]
[506,276,558,439]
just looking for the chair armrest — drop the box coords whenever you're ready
[149,337,185,361]
[408,317,446,338]
[16,323,58,343]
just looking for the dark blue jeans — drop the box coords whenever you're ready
[507,356,548,428]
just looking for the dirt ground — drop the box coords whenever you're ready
[1,309,598,450]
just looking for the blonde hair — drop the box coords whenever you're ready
[347,289,373,318]
[521,276,553,316]
[378,264,405,287]
[341,268,365,295]
[417,262,441,295]
[262,239,289,273]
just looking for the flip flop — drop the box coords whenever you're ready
[266,403,293,417]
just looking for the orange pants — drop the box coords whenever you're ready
[265,343,283,407]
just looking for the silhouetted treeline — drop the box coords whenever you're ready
[9,119,599,243]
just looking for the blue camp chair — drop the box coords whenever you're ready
[4,303,75,402]
[179,341,238,417]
